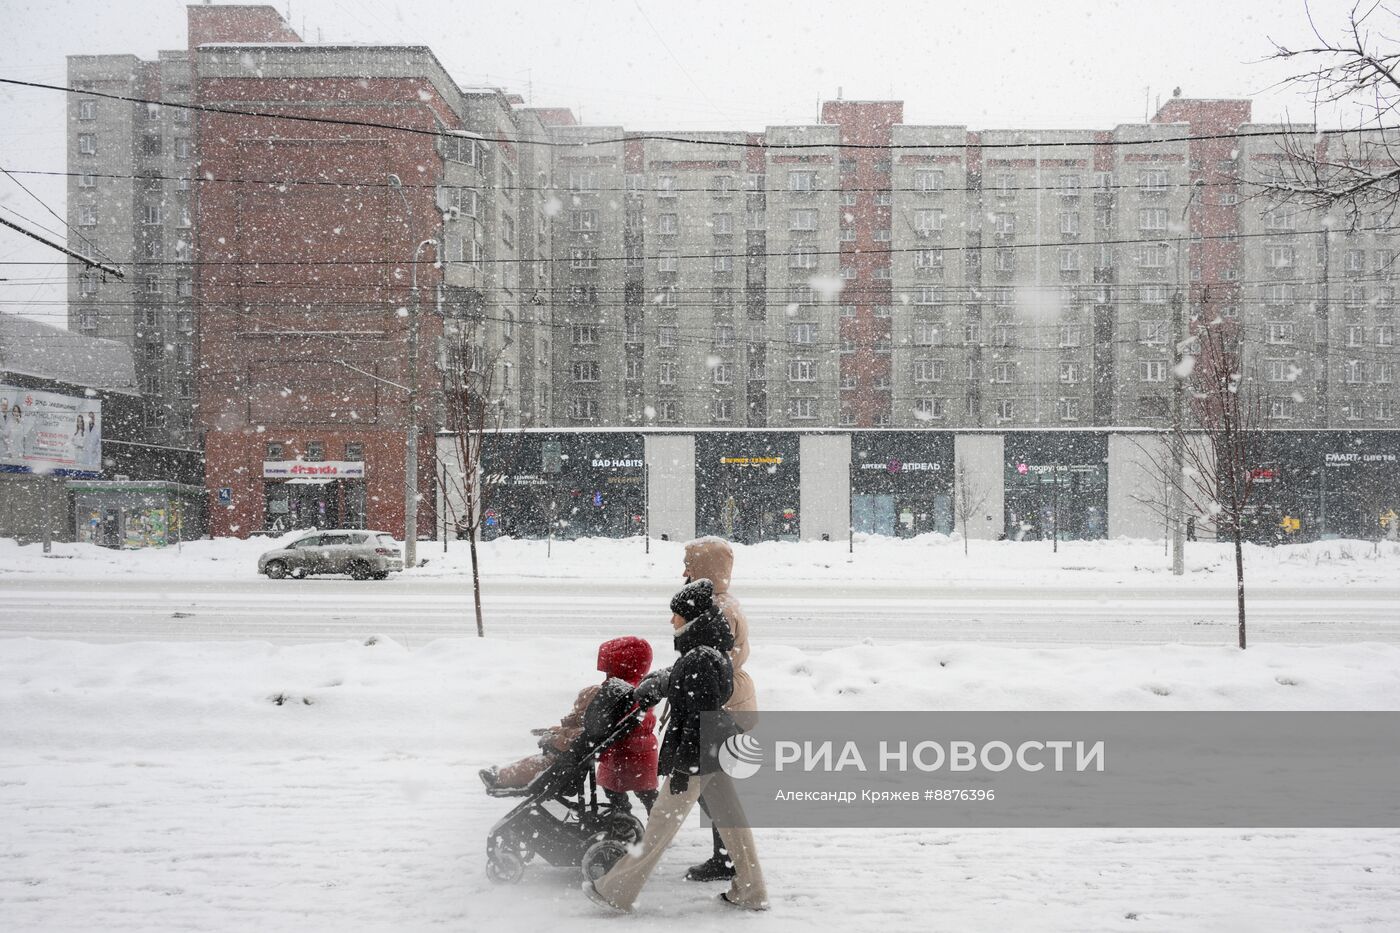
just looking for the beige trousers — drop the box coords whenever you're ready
[593,771,768,911]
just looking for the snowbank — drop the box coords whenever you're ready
[3,532,1398,589]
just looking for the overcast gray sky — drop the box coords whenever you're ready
[0,0,1375,326]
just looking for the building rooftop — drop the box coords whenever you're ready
[0,314,139,396]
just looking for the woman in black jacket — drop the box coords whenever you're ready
[586,580,769,913]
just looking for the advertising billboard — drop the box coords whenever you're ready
[0,385,102,476]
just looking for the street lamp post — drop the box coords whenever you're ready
[388,174,439,571]
[1168,179,1206,576]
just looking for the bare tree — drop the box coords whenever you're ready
[1264,3,1400,227]
[440,317,529,638]
[953,456,992,556]
[1126,433,1180,557]
[1173,324,1266,649]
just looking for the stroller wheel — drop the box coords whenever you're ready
[581,838,628,884]
[607,812,645,845]
[486,850,525,885]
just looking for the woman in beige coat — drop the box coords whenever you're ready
[680,536,758,882]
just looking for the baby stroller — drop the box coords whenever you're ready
[485,678,649,884]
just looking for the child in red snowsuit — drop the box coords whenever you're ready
[480,636,660,813]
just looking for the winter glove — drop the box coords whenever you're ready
[670,579,715,622]
[669,772,689,795]
[634,668,670,708]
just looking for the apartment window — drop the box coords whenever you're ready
[78,205,97,227]
[1138,208,1167,231]
[569,284,598,304]
[789,247,817,269]
[141,135,161,156]
[658,361,676,385]
[624,244,643,269]
[572,361,600,383]
[1267,322,1295,345]
[788,209,818,231]
[712,213,733,235]
[625,173,644,194]
[709,398,734,422]
[142,204,162,225]
[914,170,944,191]
[840,227,856,243]
[571,324,599,345]
[1138,320,1167,344]
[656,400,680,423]
[569,210,597,232]
[172,311,192,334]
[1377,325,1395,347]
[913,249,943,271]
[1379,362,1395,384]
[142,275,161,295]
[1138,169,1169,193]
[914,209,945,234]
[1058,249,1081,272]
[840,304,856,318]
[1345,249,1366,273]
[1268,246,1295,269]
[913,398,946,421]
[1347,325,1365,347]
[652,175,677,198]
[79,272,98,296]
[266,442,284,460]
[914,359,946,382]
[788,359,815,382]
[788,171,817,192]
[305,442,325,462]
[789,322,816,344]
[570,249,597,269]
[993,249,1015,273]
[1141,360,1167,382]
[1341,400,1364,421]
[875,192,893,206]
[873,228,892,242]
[1344,360,1365,384]
[841,265,857,280]
[992,362,1014,383]
[1094,171,1114,190]
[658,325,678,348]
[501,216,515,246]
[569,398,598,420]
[76,172,97,189]
[840,191,858,208]
[1057,398,1081,420]
[965,322,982,344]
[177,342,193,365]
[789,398,817,420]
[913,322,943,346]
[915,286,941,305]
[657,213,679,235]
[712,175,733,196]
[624,357,642,381]
[711,362,733,385]
[992,212,1016,234]
[1378,399,1395,420]
[712,324,736,348]
[996,400,1015,422]
[658,251,679,273]
[1140,244,1169,268]
[989,323,1013,347]
[567,170,599,192]
[992,172,1014,194]
[1058,174,1081,195]
[1140,284,1168,304]
[77,99,96,120]
[1343,284,1367,305]
[499,165,514,199]
[78,310,98,336]
[1059,362,1082,383]
[78,133,96,155]
[1058,324,1082,347]
[1059,212,1080,235]
[174,138,192,160]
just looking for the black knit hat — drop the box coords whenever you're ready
[670,578,715,622]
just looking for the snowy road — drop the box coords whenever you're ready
[3,575,1398,647]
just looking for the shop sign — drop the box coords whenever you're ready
[591,458,643,468]
[483,472,547,486]
[1324,452,1398,467]
[263,460,365,478]
[721,456,783,466]
[859,459,942,473]
[1249,467,1280,484]
[1,384,102,474]
[1016,463,1098,475]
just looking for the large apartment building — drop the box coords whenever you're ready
[546,97,1397,431]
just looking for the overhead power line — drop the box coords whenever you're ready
[0,215,124,278]
[4,76,1398,151]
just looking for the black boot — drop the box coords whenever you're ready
[685,828,735,881]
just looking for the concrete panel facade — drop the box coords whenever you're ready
[798,433,851,541]
[953,433,1005,540]
[644,433,695,541]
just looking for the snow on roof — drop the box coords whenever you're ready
[0,314,139,396]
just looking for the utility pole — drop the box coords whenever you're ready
[387,174,438,571]
[1169,285,1186,576]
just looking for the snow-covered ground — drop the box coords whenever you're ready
[3,535,1399,929]
[4,531,1399,589]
